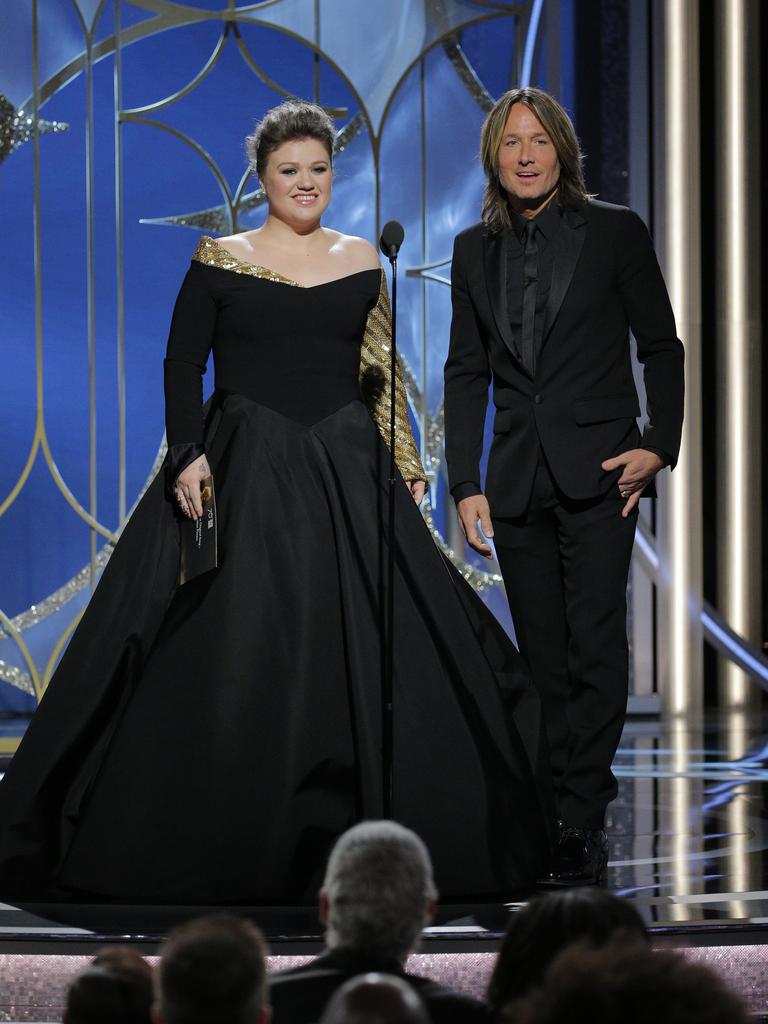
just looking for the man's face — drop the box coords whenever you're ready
[497,103,560,213]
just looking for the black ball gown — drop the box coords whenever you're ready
[0,236,554,904]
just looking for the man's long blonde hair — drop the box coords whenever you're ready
[480,87,592,233]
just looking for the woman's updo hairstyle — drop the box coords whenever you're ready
[245,101,335,180]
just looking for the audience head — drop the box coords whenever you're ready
[506,942,751,1024]
[64,946,153,1024]
[153,914,269,1024]
[488,888,648,1012]
[319,973,429,1024]
[321,821,438,962]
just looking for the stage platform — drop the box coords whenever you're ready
[1,714,768,1019]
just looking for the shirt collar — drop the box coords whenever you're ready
[510,199,561,242]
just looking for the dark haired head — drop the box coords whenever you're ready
[65,948,153,1024]
[245,101,335,180]
[487,889,648,1012]
[156,914,268,1024]
[507,942,751,1024]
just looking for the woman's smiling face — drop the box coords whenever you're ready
[261,137,333,226]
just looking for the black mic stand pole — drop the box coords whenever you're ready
[379,220,404,820]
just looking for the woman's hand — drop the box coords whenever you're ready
[409,479,427,505]
[174,456,211,520]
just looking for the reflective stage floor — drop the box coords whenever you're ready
[608,715,768,928]
[1,713,768,1019]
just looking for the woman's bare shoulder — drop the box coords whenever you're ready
[214,231,260,259]
[326,231,381,272]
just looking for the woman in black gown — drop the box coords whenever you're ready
[0,102,553,904]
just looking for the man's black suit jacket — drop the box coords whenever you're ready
[444,200,685,518]
[268,948,489,1024]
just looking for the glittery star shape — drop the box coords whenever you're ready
[0,94,69,166]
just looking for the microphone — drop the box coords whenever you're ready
[379,220,404,262]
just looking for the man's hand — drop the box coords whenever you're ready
[409,479,427,505]
[456,493,494,558]
[601,448,663,518]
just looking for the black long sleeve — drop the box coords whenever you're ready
[163,260,217,447]
[616,209,685,467]
[444,233,492,497]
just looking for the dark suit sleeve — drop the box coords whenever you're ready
[616,209,685,468]
[444,232,491,498]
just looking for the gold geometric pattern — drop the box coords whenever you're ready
[192,236,304,286]
[360,274,427,484]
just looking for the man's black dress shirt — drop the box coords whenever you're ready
[506,201,561,373]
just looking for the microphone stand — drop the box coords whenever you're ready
[379,221,403,821]
[382,243,397,821]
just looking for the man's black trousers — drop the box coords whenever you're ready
[492,450,638,829]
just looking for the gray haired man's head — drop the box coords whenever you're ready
[320,821,438,961]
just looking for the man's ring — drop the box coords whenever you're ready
[620,489,630,499]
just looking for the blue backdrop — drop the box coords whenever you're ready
[0,0,567,718]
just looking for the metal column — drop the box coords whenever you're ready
[654,0,704,718]
[715,0,762,711]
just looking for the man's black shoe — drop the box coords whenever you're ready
[544,826,608,886]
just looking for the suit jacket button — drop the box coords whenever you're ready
[534,394,543,404]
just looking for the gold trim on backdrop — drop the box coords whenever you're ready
[122,113,238,229]
[0,546,114,639]
[122,27,229,117]
[1,0,120,545]
[43,611,84,691]
[0,611,43,701]
[0,662,35,696]
[85,18,99,589]
[143,113,367,234]
[442,38,496,111]
[233,23,347,119]
[0,440,166,650]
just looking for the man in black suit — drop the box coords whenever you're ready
[268,821,488,1024]
[444,88,684,884]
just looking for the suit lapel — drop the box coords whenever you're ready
[542,207,586,342]
[483,229,517,357]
